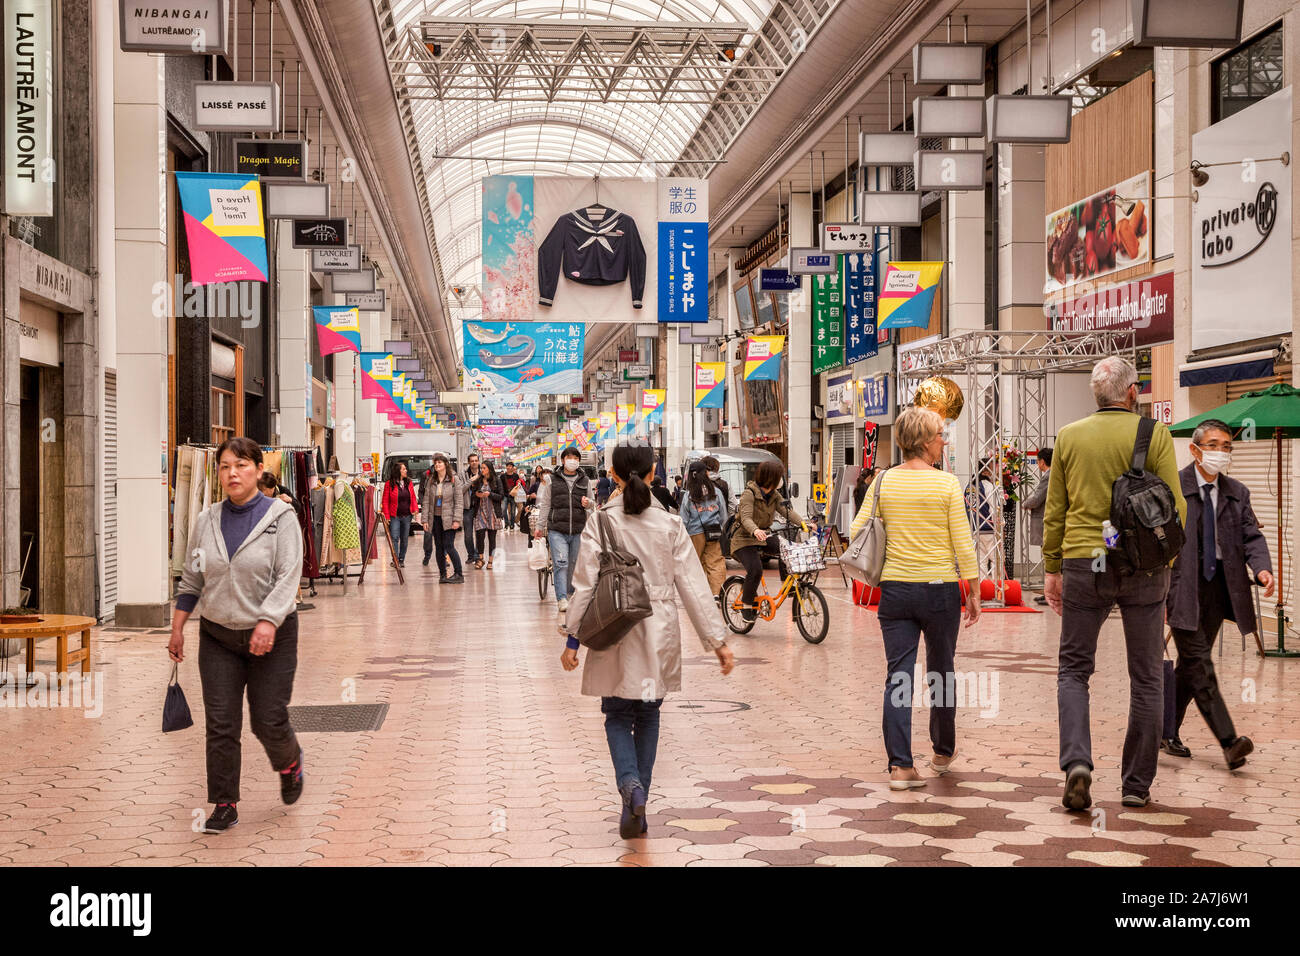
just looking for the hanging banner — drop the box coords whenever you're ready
[359,352,417,428]
[657,178,709,323]
[744,335,785,381]
[481,174,536,322]
[812,267,844,374]
[173,171,268,284]
[599,410,616,443]
[477,393,540,425]
[843,251,878,364]
[863,421,880,470]
[641,389,666,427]
[694,362,726,409]
[617,403,635,438]
[311,305,361,355]
[877,261,943,330]
[461,321,585,395]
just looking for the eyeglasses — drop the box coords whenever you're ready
[1195,439,1233,452]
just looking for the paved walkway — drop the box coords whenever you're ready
[2,530,1297,866]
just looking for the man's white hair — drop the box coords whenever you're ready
[1091,356,1138,407]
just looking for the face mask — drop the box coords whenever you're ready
[707,471,719,480]
[1197,449,1231,476]
[564,460,578,472]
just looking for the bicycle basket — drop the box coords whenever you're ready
[777,535,825,573]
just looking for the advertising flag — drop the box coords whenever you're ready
[843,252,878,364]
[743,335,785,381]
[641,389,666,427]
[311,306,361,355]
[694,362,726,409]
[812,265,845,374]
[877,261,943,330]
[617,403,635,438]
[174,171,268,284]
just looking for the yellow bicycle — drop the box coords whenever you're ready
[720,529,829,644]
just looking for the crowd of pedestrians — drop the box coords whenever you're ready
[177,356,1267,837]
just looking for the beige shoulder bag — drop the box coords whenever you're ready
[841,469,888,586]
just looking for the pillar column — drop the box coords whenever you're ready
[112,37,169,626]
[788,192,813,498]
[276,221,310,447]
[723,252,742,448]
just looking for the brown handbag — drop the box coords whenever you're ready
[574,511,653,651]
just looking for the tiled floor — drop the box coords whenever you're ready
[2,530,1298,867]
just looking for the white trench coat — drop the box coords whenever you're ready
[565,497,728,700]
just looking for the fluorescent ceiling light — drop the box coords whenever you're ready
[914,96,986,138]
[986,95,1073,144]
[912,42,986,85]
[1132,0,1243,48]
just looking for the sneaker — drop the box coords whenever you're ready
[888,767,927,791]
[422,555,431,567]
[202,803,238,833]
[1160,737,1192,758]
[1121,793,1149,807]
[1062,763,1092,811]
[446,573,465,584]
[1224,736,1254,770]
[280,749,304,805]
[618,782,647,839]
[558,597,569,613]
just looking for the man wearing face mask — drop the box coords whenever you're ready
[534,445,594,615]
[1163,419,1273,769]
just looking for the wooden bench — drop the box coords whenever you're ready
[0,614,95,686]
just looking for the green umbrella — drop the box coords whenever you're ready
[1170,383,1300,658]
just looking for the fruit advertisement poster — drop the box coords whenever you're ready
[1044,171,1150,294]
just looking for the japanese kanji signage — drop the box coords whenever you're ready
[812,265,844,375]
[760,268,801,292]
[843,251,878,364]
[821,222,875,253]
[657,178,709,323]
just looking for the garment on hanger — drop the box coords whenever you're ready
[537,206,646,309]
[333,482,361,552]
[311,485,328,564]
[296,451,320,579]
[315,446,326,477]
[171,447,194,574]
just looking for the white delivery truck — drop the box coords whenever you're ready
[381,428,472,489]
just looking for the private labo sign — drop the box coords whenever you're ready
[235,139,305,179]
[193,81,280,132]
[119,1,230,54]
[4,0,53,217]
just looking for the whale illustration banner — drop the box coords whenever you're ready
[461,321,584,395]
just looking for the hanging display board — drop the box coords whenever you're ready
[193,81,280,132]
[118,0,229,53]
[812,269,844,374]
[4,0,53,217]
[312,244,362,272]
[461,321,585,395]
[657,178,709,323]
[843,251,878,364]
[235,139,305,179]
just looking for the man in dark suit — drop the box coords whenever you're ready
[1164,418,1273,770]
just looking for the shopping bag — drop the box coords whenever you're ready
[162,663,195,733]
[528,544,549,571]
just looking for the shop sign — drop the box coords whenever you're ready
[235,138,305,179]
[596,371,614,382]
[826,373,854,421]
[1049,271,1174,348]
[1045,170,1150,294]
[18,301,58,366]
[812,268,844,375]
[331,268,376,294]
[618,350,640,363]
[194,81,280,132]
[4,0,53,217]
[1191,86,1293,351]
[624,363,651,380]
[821,223,874,253]
[265,181,330,219]
[290,217,347,249]
[860,377,889,418]
[657,178,709,324]
[345,289,384,311]
[119,0,229,54]
[311,244,362,273]
[1152,400,1173,425]
[573,402,593,412]
[843,251,877,364]
[760,268,800,292]
[789,248,837,275]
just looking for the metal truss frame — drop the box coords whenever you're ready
[900,329,1137,593]
[395,18,755,105]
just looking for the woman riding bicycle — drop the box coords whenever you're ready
[732,460,807,623]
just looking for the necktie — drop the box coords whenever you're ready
[1202,484,1216,581]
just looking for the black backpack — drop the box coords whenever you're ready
[719,513,738,559]
[1109,416,1185,574]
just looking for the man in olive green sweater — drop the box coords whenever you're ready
[1043,357,1187,812]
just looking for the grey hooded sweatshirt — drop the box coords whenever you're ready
[176,497,302,630]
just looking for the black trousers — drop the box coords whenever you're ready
[198,614,300,805]
[734,545,787,619]
[475,527,498,557]
[1170,563,1238,745]
[429,516,462,577]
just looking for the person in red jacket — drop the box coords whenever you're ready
[381,462,419,567]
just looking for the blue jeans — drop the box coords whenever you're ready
[877,581,961,769]
[388,514,412,562]
[548,530,582,601]
[602,697,662,794]
[504,497,518,528]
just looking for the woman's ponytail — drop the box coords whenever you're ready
[612,444,655,516]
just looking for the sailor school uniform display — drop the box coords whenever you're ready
[537,206,646,309]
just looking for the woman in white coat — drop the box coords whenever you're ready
[561,443,735,839]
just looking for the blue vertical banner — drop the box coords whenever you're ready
[844,251,878,365]
[657,178,709,323]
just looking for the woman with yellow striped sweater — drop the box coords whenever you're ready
[851,406,981,791]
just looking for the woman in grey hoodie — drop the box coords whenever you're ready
[168,437,304,835]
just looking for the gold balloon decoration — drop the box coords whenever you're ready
[913,376,965,421]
